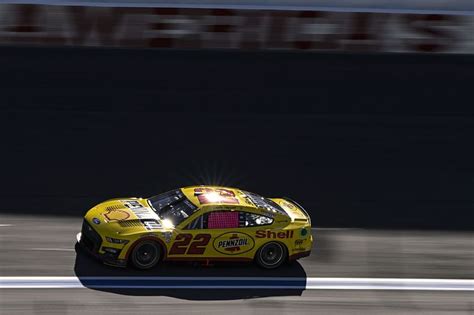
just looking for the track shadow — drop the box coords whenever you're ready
[74,243,307,300]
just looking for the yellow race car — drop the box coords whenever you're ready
[77,186,312,269]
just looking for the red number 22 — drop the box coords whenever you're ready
[169,234,211,255]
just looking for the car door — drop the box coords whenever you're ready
[167,212,213,259]
[167,208,250,259]
[200,209,257,259]
[168,208,273,260]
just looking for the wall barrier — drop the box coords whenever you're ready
[1,46,473,229]
[0,4,473,53]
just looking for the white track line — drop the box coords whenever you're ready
[305,278,474,291]
[0,224,13,227]
[29,248,76,251]
[0,277,472,291]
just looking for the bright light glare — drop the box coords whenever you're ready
[205,191,223,203]
[161,219,174,229]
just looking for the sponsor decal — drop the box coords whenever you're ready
[122,200,159,220]
[300,228,308,237]
[255,230,294,239]
[283,201,295,209]
[141,219,161,230]
[293,239,306,252]
[92,218,100,225]
[161,232,172,243]
[123,200,142,209]
[213,232,255,255]
[103,209,130,222]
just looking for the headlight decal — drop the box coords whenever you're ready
[105,237,129,244]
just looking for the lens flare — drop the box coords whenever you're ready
[161,219,174,229]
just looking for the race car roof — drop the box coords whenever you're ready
[180,186,288,216]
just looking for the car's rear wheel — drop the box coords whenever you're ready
[255,242,287,269]
[130,240,161,269]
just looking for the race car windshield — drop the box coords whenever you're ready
[242,191,287,215]
[148,190,198,226]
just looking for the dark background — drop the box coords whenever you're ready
[1,46,473,229]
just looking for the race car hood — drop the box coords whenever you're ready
[84,198,166,235]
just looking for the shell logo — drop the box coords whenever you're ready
[213,232,255,255]
[103,209,130,222]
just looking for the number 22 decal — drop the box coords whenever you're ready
[169,234,211,255]
[194,188,239,205]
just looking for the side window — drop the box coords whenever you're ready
[242,212,273,227]
[185,211,240,229]
[185,211,273,230]
[208,211,239,229]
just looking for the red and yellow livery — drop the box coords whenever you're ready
[77,186,313,269]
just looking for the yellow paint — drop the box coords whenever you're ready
[83,186,313,262]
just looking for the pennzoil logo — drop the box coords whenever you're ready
[103,209,130,222]
[213,232,255,255]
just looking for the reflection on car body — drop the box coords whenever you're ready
[77,186,313,269]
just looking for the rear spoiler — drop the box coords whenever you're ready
[282,197,311,225]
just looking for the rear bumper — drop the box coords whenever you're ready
[289,250,311,261]
[76,232,127,268]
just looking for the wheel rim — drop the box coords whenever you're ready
[260,242,284,266]
[133,242,159,268]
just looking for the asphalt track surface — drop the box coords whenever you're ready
[0,214,473,314]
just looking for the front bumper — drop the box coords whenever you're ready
[76,227,127,268]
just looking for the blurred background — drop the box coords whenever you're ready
[1,0,474,229]
[0,1,473,313]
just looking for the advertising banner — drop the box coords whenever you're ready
[0,4,473,53]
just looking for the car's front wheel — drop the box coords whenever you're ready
[130,240,161,269]
[255,241,287,269]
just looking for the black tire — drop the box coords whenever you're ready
[130,240,161,270]
[255,242,287,269]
